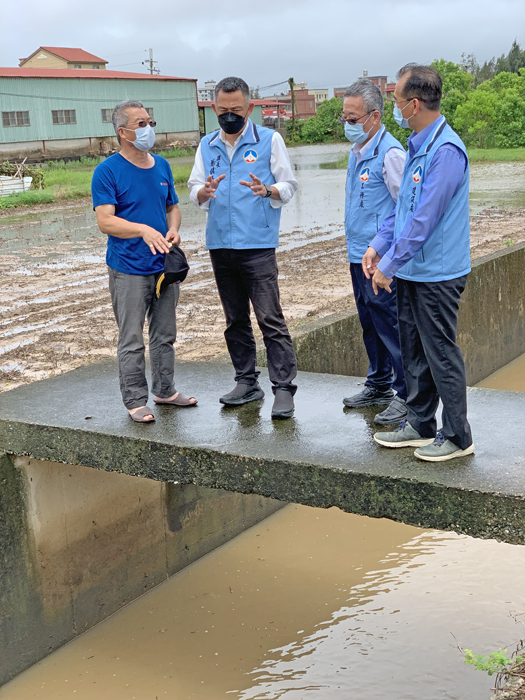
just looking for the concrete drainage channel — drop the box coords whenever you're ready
[0,242,525,695]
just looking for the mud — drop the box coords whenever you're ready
[1,148,524,392]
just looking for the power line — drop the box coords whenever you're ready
[107,62,145,68]
[0,90,195,103]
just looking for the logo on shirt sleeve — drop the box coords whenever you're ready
[243,149,258,163]
[412,165,423,183]
[359,167,370,182]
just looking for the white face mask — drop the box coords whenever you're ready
[124,124,156,151]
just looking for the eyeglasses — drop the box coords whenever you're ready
[338,109,375,126]
[123,120,156,130]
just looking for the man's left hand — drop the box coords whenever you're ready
[166,229,181,246]
[372,270,393,295]
[239,173,273,198]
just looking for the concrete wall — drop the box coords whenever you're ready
[0,131,200,161]
[0,453,284,686]
[257,242,525,386]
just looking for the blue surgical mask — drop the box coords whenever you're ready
[126,124,156,151]
[393,101,414,129]
[344,121,369,144]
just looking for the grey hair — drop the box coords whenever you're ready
[112,100,144,142]
[214,76,250,103]
[344,79,384,118]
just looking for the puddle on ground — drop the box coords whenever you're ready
[477,352,525,392]
[2,503,524,700]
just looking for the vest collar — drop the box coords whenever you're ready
[409,116,447,160]
[357,126,387,163]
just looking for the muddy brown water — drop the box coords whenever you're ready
[1,356,525,699]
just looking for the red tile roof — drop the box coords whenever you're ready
[37,47,108,64]
[0,67,196,82]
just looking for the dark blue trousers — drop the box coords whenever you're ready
[350,263,406,399]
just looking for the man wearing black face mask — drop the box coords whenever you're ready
[188,76,298,418]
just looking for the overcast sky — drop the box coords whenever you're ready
[2,0,524,94]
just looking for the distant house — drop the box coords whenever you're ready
[19,47,108,71]
[293,89,317,119]
[0,67,199,160]
[335,73,394,100]
[308,89,329,107]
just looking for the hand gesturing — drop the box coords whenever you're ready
[239,173,271,198]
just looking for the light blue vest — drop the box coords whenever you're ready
[345,127,404,263]
[395,117,471,282]
[200,120,281,250]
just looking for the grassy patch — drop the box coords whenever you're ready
[467,147,525,162]
[155,146,195,159]
[320,155,348,170]
[171,165,192,185]
[0,190,56,209]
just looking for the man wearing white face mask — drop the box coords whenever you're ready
[340,79,407,426]
[91,99,197,423]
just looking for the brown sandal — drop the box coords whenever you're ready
[154,392,198,407]
[129,406,155,423]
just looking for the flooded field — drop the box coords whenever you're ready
[1,145,524,390]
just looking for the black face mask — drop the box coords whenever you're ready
[218,111,246,135]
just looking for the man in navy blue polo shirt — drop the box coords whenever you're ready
[92,99,196,423]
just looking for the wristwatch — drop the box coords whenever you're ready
[264,185,272,198]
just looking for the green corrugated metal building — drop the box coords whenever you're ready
[0,68,199,160]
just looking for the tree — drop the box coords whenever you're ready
[431,59,473,126]
[299,97,344,143]
[454,86,498,147]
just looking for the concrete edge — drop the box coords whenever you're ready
[1,420,524,545]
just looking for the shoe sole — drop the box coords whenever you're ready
[373,435,435,448]
[343,397,393,408]
[271,409,294,420]
[414,443,476,462]
[219,389,265,406]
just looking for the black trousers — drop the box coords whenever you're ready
[210,248,297,394]
[396,275,473,450]
[350,263,406,398]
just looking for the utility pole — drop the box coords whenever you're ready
[142,49,160,75]
[288,77,297,140]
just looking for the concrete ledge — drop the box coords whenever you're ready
[0,360,524,545]
[259,243,525,385]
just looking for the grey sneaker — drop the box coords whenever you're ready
[373,420,435,448]
[219,382,264,406]
[374,396,407,426]
[414,432,475,462]
[343,386,394,408]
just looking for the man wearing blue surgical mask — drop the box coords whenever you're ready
[188,76,298,419]
[91,100,197,423]
[363,64,474,463]
[340,79,407,426]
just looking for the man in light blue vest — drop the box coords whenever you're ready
[341,79,407,426]
[188,77,298,419]
[363,64,474,462]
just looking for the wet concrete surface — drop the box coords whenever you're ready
[0,360,524,543]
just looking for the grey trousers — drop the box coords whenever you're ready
[108,267,179,409]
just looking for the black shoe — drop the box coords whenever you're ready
[219,382,264,406]
[374,396,407,425]
[343,386,394,408]
[271,388,294,420]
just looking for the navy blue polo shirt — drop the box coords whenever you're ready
[91,153,178,276]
